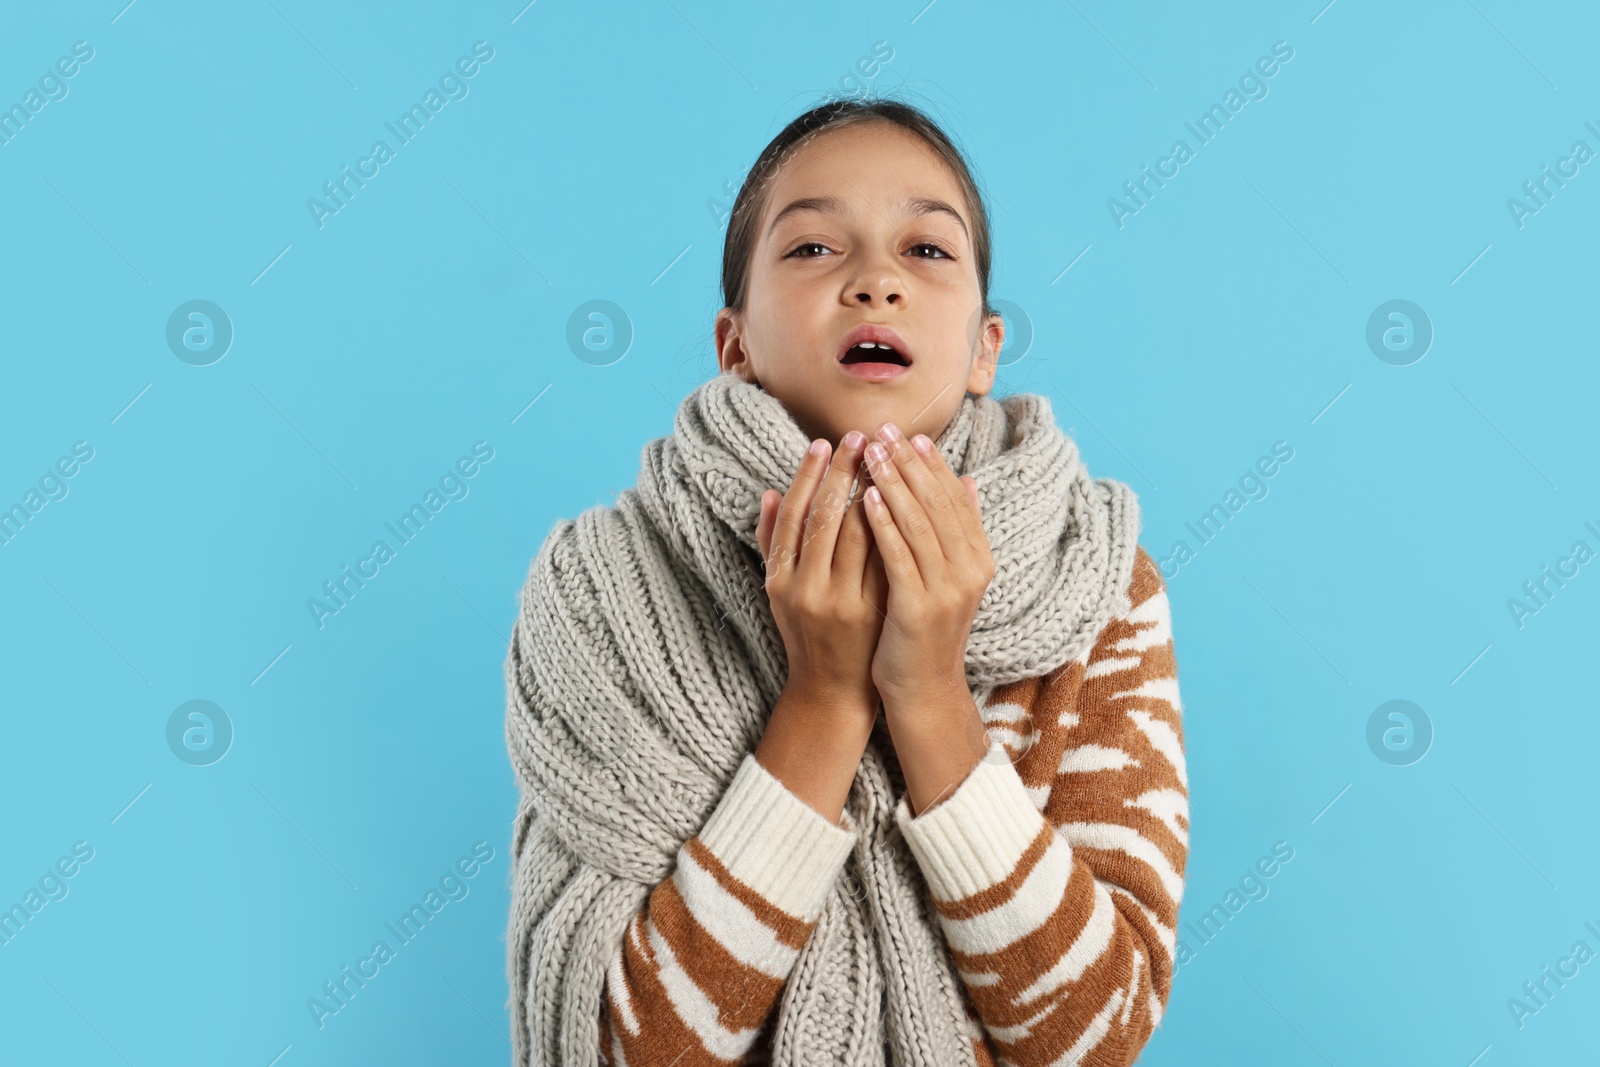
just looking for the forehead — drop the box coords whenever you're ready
[757,123,969,235]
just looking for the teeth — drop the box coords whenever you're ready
[841,337,907,365]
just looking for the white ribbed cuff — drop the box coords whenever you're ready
[895,742,1050,902]
[697,752,858,920]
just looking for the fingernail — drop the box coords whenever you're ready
[866,442,887,463]
[878,423,902,442]
[912,434,932,454]
[808,439,827,458]
[843,430,865,450]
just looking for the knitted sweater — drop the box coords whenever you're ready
[596,545,1187,1066]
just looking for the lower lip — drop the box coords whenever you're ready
[838,359,911,381]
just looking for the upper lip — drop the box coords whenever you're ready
[837,323,913,365]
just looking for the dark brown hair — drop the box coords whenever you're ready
[719,95,994,320]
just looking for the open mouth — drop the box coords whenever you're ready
[839,341,910,367]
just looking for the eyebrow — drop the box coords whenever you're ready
[765,194,969,243]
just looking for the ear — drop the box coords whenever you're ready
[964,311,1003,396]
[715,308,755,382]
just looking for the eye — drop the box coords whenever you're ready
[909,242,953,260]
[787,241,832,258]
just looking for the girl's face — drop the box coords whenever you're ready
[715,122,1003,449]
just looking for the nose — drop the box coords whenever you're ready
[854,289,900,305]
[847,250,904,306]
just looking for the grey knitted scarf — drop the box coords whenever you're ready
[504,370,1140,1066]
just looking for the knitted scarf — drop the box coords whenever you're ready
[504,370,1141,1066]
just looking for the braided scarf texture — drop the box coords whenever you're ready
[504,370,1141,1066]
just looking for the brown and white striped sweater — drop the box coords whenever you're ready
[598,545,1188,1066]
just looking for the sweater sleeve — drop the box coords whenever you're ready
[893,547,1189,1066]
[597,752,858,1066]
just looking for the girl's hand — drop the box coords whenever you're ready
[859,424,995,708]
[755,431,890,713]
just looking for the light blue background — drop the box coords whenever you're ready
[2,1,1596,1064]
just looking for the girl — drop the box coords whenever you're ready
[505,97,1188,1067]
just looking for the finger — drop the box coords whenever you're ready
[798,431,868,582]
[881,428,972,559]
[861,540,889,619]
[863,437,941,581]
[832,488,874,587]
[912,433,987,555]
[769,439,831,576]
[862,482,925,593]
[756,489,778,561]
